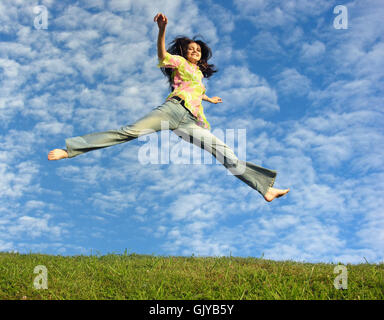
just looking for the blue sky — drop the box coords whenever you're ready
[0,0,383,263]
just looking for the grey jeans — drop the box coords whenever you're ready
[65,98,276,196]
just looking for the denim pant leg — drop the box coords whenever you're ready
[65,100,184,158]
[174,120,277,197]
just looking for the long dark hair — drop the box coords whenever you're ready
[160,36,218,90]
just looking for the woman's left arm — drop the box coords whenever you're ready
[203,95,222,104]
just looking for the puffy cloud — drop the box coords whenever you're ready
[275,68,312,97]
[300,40,326,60]
[212,65,280,115]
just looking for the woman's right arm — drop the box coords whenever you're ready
[154,13,168,61]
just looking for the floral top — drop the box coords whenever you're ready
[158,52,210,130]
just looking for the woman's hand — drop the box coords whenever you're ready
[209,96,223,104]
[154,13,168,30]
[203,95,222,104]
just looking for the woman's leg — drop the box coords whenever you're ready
[174,123,289,201]
[48,101,182,160]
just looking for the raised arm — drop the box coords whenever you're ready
[154,13,168,61]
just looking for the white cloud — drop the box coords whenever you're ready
[6,214,62,239]
[357,211,384,254]
[281,26,304,46]
[249,32,285,60]
[233,0,294,27]
[300,40,326,60]
[167,193,222,221]
[25,200,47,211]
[213,65,280,115]
[233,0,333,28]
[89,190,137,213]
[0,240,14,251]
[0,161,39,198]
[205,2,235,33]
[163,226,235,256]
[108,0,132,12]
[81,0,105,10]
[275,68,312,97]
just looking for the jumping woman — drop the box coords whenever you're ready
[48,13,290,202]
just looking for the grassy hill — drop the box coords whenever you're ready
[0,252,383,300]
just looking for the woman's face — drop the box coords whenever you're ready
[186,42,201,64]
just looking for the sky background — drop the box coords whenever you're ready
[0,0,383,263]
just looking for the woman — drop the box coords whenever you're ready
[48,13,289,202]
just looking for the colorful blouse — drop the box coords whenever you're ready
[157,52,210,130]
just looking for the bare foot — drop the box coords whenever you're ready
[264,187,290,202]
[48,149,68,160]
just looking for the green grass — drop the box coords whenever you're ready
[0,252,383,300]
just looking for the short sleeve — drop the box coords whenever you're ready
[157,52,184,69]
